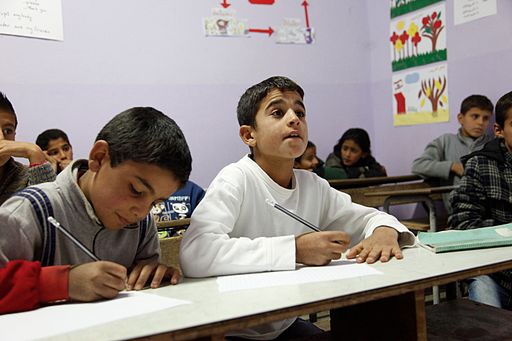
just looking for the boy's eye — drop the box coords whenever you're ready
[2,128,14,136]
[295,111,306,118]
[62,145,70,152]
[47,150,58,156]
[130,184,142,196]
[271,109,284,117]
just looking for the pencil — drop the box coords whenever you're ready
[265,199,321,232]
[47,216,100,261]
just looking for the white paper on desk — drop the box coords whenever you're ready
[0,291,190,341]
[217,260,382,292]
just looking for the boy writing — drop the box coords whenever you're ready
[180,76,415,339]
[411,95,493,211]
[0,92,55,205]
[449,91,512,310]
[0,107,191,313]
[36,128,74,174]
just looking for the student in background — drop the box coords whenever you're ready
[449,91,512,310]
[412,95,493,211]
[0,92,55,205]
[293,140,325,177]
[0,107,191,313]
[325,128,386,179]
[36,128,74,174]
[152,180,205,238]
[180,76,415,340]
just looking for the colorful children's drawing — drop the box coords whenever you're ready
[203,8,248,37]
[390,3,446,72]
[392,63,449,126]
[275,18,315,44]
[390,0,445,18]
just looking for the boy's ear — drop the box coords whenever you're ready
[494,123,504,138]
[457,112,464,124]
[88,140,110,172]
[239,125,256,147]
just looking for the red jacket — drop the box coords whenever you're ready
[0,260,69,314]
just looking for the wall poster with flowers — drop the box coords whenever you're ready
[390,3,446,72]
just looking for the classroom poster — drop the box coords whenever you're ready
[0,0,63,41]
[203,8,248,37]
[275,18,314,44]
[390,0,444,18]
[392,63,449,126]
[390,3,446,72]
[454,0,497,25]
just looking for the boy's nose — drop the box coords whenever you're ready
[286,110,301,125]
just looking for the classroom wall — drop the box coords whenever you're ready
[2,0,510,189]
[367,0,512,176]
[1,0,375,188]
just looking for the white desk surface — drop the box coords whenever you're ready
[26,246,512,340]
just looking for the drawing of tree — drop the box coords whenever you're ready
[418,76,447,115]
[421,11,444,52]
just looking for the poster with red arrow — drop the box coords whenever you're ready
[204,0,314,44]
[204,8,248,37]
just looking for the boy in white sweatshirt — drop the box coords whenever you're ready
[180,76,415,340]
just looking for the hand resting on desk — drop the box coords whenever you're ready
[126,262,181,290]
[346,226,402,264]
[295,231,350,266]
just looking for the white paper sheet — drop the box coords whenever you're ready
[454,0,497,25]
[217,260,382,292]
[0,0,63,40]
[0,291,190,341]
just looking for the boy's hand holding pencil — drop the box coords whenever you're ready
[295,231,350,266]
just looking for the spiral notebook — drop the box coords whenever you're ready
[417,223,512,253]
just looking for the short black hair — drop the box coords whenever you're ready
[460,95,493,115]
[495,91,512,128]
[96,107,192,183]
[36,129,70,150]
[333,128,371,156]
[237,76,304,128]
[0,92,17,128]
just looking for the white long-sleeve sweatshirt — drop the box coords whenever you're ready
[180,155,415,340]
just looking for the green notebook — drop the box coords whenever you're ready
[417,223,512,253]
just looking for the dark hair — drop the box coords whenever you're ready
[460,95,493,115]
[237,76,304,128]
[295,141,316,163]
[0,92,17,128]
[495,91,512,128]
[36,129,70,150]
[96,107,192,183]
[333,128,371,156]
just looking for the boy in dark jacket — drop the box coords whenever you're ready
[449,91,512,310]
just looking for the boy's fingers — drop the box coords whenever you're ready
[126,264,143,290]
[150,265,167,288]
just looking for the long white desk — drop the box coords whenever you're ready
[21,246,512,340]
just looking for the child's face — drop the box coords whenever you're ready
[494,109,512,152]
[295,146,319,171]
[0,111,16,167]
[458,108,492,139]
[46,137,73,165]
[245,89,308,162]
[86,147,180,230]
[340,139,366,167]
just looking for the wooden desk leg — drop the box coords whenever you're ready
[330,290,427,340]
[415,289,427,341]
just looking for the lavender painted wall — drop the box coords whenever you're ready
[367,0,512,176]
[3,0,508,190]
[1,0,373,188]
